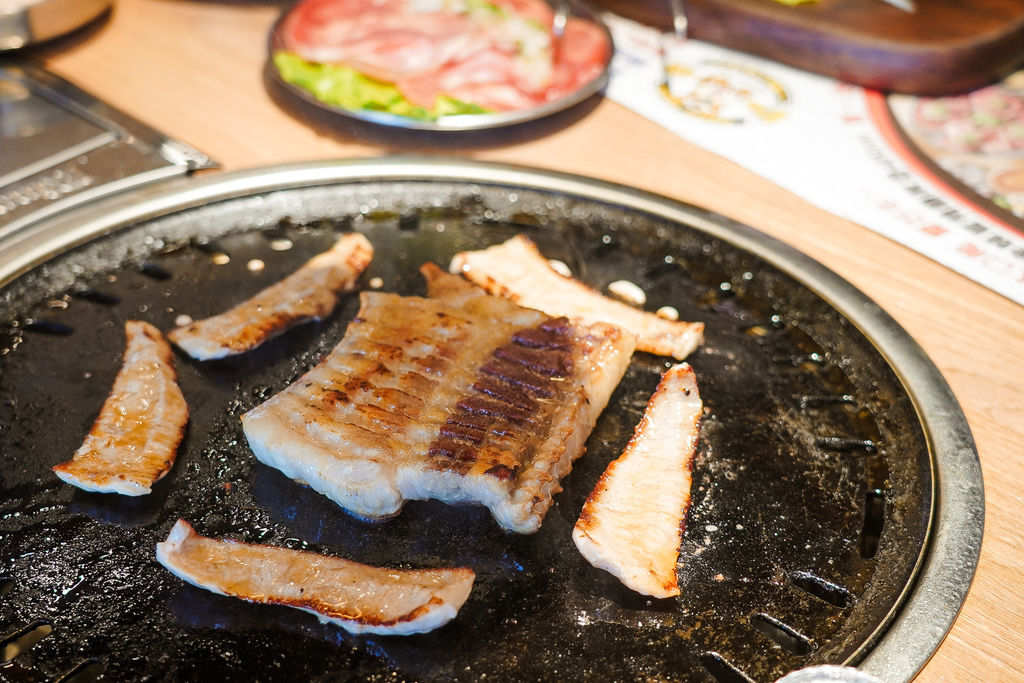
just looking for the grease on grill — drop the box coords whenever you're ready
[657,305,680,321]
[547,259,572,277]
[644,257,686,279]
[607,279,647,306]
[589,233,622,257]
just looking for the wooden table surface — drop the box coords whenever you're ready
[29,1,1024,680]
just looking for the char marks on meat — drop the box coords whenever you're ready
[53,321,188,496]
[572,363,702,598]
[241,263,635,533]
[156,519,475,635]
[450,234,704,360]
[169,232,372,360]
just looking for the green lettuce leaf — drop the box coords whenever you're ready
[273,51,491,121]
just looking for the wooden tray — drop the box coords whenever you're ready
[593,0,1024,94]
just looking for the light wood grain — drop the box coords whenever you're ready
[34,1,1024,680]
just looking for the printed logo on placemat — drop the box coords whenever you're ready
[659,60,790,124]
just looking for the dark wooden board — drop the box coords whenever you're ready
[593,0,1024,94]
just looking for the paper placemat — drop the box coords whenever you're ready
[603,15,1024,306]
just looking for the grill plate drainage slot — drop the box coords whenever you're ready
[861,489,887,559]
[701,652,756,683]
[1,619,53,663]
[750,613,813,656]
[791,571,854,609]
[55,657,107,683]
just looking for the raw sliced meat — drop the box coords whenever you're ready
[277,0,609,113]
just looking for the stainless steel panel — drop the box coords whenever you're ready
[0,63,217,237]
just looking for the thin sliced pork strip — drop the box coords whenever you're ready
[53,320,188,496]
[280,0,487,81]
[572,362,702,598]
[156,519,475,635]
[450,235,703,360]
[169,232,372,360]
[241,264,635,533]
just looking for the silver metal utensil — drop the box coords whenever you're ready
[878,0,916,13]
[551,0,569,41]
[667,0,689,39]
[660,0,688,91]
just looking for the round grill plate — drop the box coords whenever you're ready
[0,158,982,682]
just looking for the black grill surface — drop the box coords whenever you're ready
[0,179,931,682]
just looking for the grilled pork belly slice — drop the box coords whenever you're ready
[156,519,474,635]
[241,264,635,533]
[450,235,703,360]
[53,321,188,496]
[169,232,373,360]
[572,362,702,598]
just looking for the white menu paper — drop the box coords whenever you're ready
[603,14,1024,306]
